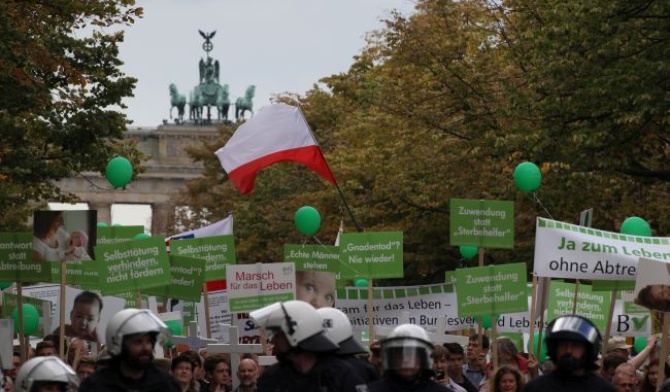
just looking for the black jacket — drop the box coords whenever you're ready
[368,374,452,392]
[522,371,617,392]
[258,354,366,392]
[79,360,181,392]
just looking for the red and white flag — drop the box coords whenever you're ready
[215,103,338,194]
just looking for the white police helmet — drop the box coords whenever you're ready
[14,357,78,392]
[250,300,337,352]
[382,324,434,373]
[317,307,366,355]
[105,308,169,356]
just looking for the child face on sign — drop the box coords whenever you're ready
[69,231,85,247]
[295,271,336,308]
[70,300,100,337]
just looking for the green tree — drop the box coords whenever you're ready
[0,0,144,230]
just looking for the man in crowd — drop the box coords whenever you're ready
[601,354,628,383]
[79,308,181,392]
[74,356,97,381]
[612,363,637,392]
[444,343,478,392]
[522,314,616,392]
[202,355,231,392]
[464,334,488,387]
[35,341,57,357]
[234,357,259,392]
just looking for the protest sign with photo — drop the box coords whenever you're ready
[285,244,339,309]
[338,231,403,279]
[534,217,670,280]
[633,257,670,313]
[450,199,515,249]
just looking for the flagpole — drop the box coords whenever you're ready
[335,184,362,233]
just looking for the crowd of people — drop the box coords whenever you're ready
[2,304,669,392]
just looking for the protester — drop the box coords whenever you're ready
[78,308,181,392]
[202,355,231,392]
[368,324,451,392]
[522,314,616,392]
[8,352,20,381]
[607,337,632,360]
[317,306,379,383]
[13,356,79,392]
[233,357,259,392]
[35,341,57,357]
[444,342,479,392]
[369,340,384,376]
[433,344,465,392]
[250,300,366,392]
[180,350,206,391]
[74,356,97,381]
[601,353,629,383]
[465,334,489,387]
[612,363,637,392]
[639,358,670,392]
[2,375,12,392]
[489,365,524,392]
[493,337,538,382]
[172,355,198,392]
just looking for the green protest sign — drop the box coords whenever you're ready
[450,199,514,249]
[144,256,206,302]
[547,281,611,331]
[339,232,403,279]
[169,235,236,281]
[95,237,170,295]
[0,233,51,283]
[96,226,145,245]
[284,245,339,273]
[591,280,635,291]
[455,263,527,317]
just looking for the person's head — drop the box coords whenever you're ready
[382,324,433,381]
[444,342,465,378]
[601,353,629,382]
[295,271,336,309]
[105,308,168,369]
[467,333,490,361]
[9,352,21,380]
[179,350,204,381]
[69,291,102,340]
[249,300,337,359]
[317,307,366,355]
[33,211,64,239]
[2,376,13,392]
[204,355,230,387]
[35,342,57,357]
[237,357,259,387]
[613,363,637,392]
[14,357,78,392]
[495,337,519,366]
[490,365,523,392]
[369,340,383,375]
[431,344,448,380]
[74,356,96,381]
[67,231,88,248]
[607,337,632,359]
[545,314,602,374]
[171,355,194,388]
[635,285,670,312]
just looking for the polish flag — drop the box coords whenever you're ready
[215,103,337,194]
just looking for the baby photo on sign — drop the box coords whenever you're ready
[634,257,670,313]
[32,210,96,262]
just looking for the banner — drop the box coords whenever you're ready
[225,262,296,312]
[455,263,528,316]
[533,217,668,280]
[0,233,51,282]
[339,231,403,279]
[450,199,514,249]
[144,256,206,302]
[95,237,170,295]
[169,235,236,281]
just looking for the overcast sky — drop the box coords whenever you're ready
[119,0,416,127]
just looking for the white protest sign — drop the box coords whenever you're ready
[534,218,669,280]
[226,263,296,313]
[195,289,231,341]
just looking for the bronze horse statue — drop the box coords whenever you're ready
[169,84,186,123]
[235,85,256,120]
[217,84,230,121]
[189,89,202,122]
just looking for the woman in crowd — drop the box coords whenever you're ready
[172,355,198,392]
[489,365,524,392]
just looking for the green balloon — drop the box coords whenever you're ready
[164,320,182,347]
[12,304,40,335]
[460,246,478,259]
[0,281,12,290]
[294,206,321,236]
[513,161,542,192]
[354,278,369,287]
[113,223,122,227]
[97,222,108,227]
[105,156,133,188]
[633,336,647,353]
[133,233,151,240]
[481,315,493,329]
[620,216,652,237]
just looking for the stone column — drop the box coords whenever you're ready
[89,202,112,226]
[151,203,171,236]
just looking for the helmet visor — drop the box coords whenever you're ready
[548,315,599,345]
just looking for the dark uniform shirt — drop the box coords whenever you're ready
[522,371,617,392]
[368,374,453,392]
[79,360,181,392]
[258,354,366,392]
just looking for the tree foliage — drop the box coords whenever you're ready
[176,0,670,283]
[0,0,144,230]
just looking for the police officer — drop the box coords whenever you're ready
[522,314,616,392]
[317,307,379,383]
[368,324,451,392]
[79,308,181,392]
[14,356,78,392]
[250,300,366,392]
